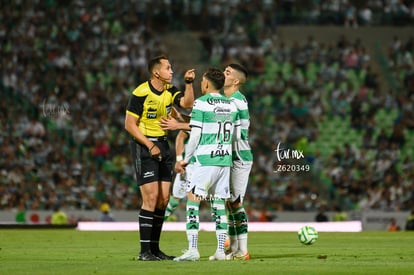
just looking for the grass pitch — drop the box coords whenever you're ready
[0,229,413,274]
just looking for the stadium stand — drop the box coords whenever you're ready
[0,1,413,223]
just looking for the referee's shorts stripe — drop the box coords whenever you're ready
[130,141,142,180]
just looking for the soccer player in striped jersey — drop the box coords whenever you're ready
[163,106,193,221]
[164,129,193,221]
[223,63,253,260]
[174,67,240,261]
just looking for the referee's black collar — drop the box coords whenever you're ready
[148,80,164,95]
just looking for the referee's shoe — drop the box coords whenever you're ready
[136,251,160,261]
[153,250,175,260]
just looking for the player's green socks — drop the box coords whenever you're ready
[150,208,165,253]
[211,199,228,252]
[227,210,238,253]
[234,206,248,253]
[139,209,153,253]
[164,196,180,221]
[186,200,200,249]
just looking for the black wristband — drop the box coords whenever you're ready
[185,79,194,84]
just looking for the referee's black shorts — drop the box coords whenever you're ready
[130,137,173,186]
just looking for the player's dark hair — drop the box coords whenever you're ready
[204,67,225,90]
[148,55,168,73]
[228,63,248,79]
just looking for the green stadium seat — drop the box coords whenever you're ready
[306,62,318,81]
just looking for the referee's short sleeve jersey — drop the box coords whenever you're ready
[126,81,183,137]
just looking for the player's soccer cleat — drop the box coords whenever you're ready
[136,251,161,261]
[233,251,250,260]
[153,250,175,260]
[224,236,230,252]
[173,249,200,261]
[208,250,231,261]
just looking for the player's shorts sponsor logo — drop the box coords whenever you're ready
[143,171,155,178]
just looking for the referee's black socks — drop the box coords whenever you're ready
[150,208,166,253]
[139,209,154,253]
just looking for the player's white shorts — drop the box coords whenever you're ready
[189,163,230,200]
[229,160,252,203]
[172,164,194,199]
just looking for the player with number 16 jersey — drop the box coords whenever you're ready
[174,67,240,262]
[188,94,239,170]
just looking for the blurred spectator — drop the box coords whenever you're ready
[405,209,414,230]
[258,205,273,222]
[15,202,26,223]
[315,205,329,222]
[332,206,348,221]
[359,4,373,26]
[99,203,115,222]
[51,204,68,225]
[93,138,110,168]
[344,3,358,28]
[387,217,401,231]
[388,123,406,148]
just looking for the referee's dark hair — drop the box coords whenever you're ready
[228,63,248,79]
[148,55,169,73]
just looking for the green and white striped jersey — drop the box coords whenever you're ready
[228,91,253,162]
[188,93,239,167]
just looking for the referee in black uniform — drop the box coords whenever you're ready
[125,55,195,261]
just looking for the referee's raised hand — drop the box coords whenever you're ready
[184,68,195,83]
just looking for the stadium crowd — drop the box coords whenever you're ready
[1,1,413,222]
